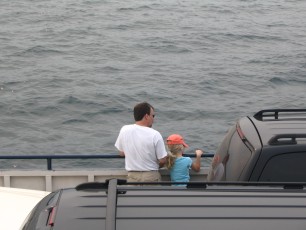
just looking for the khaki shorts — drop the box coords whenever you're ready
[127,171,161,182]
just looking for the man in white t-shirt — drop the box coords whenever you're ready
[115,102,168,182]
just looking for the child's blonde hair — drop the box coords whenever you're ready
[166,144,184,169]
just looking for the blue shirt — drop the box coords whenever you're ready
[170,157,192,184]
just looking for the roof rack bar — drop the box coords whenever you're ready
[268,134,306,145]
[75,182,108,190]
[254,109,306,121]
[105,179,118,230]
[118,181,306,187]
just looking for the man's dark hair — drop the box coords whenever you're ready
[134,102,154,121]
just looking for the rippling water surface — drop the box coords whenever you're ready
[1,0,306,169]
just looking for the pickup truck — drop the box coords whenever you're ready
[207,109,306,182]
[20,179,306,230]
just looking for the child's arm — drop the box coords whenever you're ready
[191,149,203,172]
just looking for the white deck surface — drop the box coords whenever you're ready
[0,187,50,230]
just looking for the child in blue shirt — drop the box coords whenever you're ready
[166,134,203,185]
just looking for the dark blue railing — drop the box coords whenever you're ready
[0,153,214,170]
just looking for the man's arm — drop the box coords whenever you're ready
[158,156,167,168]
[119,151,125,157]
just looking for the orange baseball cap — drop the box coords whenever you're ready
[166,134,189,147]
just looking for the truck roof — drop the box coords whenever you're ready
[22,179,306,230]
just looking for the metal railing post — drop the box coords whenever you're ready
[47,158,52,170]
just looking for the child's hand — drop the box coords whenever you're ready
[195,149,203,157]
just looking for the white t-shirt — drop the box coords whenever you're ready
[115,124,167,171]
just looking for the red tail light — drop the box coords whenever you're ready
[236,123,246,140]
[48,206,57,226]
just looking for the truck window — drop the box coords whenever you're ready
[259,152,306,182]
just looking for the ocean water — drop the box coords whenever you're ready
[1,0,306,169]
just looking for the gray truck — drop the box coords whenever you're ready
[207,109,306,182]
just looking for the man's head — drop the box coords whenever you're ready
[134,102,155,127]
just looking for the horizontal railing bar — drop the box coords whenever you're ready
[0,153,214,170]
[0,154,123,159]
[0,153,215,160]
